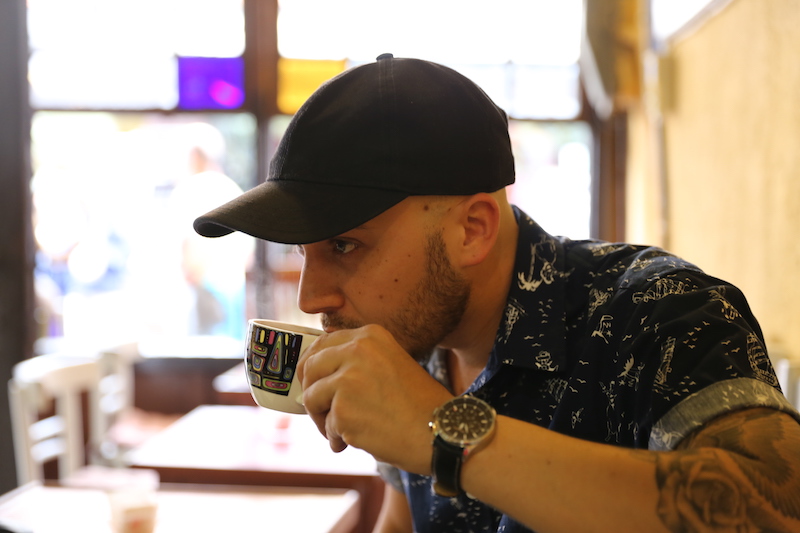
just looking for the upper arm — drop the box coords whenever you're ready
[675,406,800,453]
[656,407,800,531]
[372,482,413,533]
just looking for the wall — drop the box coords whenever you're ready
[626,0,800,360]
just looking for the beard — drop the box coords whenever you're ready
[321,229,471,362]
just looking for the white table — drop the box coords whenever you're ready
[0,482,360,533]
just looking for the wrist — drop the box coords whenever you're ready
[429,395,497,497]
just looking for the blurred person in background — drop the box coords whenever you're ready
[170,122,252,338]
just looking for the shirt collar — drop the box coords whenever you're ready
[425,208,569,393]
[491,207,568,374]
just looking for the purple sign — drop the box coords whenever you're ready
[178,56,245,110]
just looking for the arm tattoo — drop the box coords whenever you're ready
[654,409,800,532]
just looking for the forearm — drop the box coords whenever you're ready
[461,415,664,533]
[460,410,800,533]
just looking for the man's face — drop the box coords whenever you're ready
[296,197,470,360]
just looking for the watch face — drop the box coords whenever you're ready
[437,396,496,445]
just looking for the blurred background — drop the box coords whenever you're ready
[3,0,800,495]
[25,0,594,346]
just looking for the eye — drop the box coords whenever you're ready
[331,240,358,255]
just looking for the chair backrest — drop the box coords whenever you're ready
[9,354,102,485]
[93,343,138,465]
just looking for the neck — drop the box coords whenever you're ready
[441,204,518,394]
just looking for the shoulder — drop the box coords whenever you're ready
[562,239,701,286]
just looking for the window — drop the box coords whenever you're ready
[27,0,256,348]
[273,0,591,234]
[27,0,245,110]
[31,112,257,346]
[28,0,592,346]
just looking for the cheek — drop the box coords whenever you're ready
[376,278,400,300]
[371,270,414,304]
[351,245,425,307]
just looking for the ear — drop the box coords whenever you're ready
[453,193,500,267]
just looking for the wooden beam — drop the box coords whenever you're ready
[244,0,280,318]
[0,0,35,492]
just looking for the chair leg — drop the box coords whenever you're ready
[8,380,37,485]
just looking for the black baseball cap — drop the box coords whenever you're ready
[193,53,515,244]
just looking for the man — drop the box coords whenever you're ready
[194,54,800,532]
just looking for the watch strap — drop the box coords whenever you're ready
[431,434,464,497]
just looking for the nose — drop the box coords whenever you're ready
[296,254,345,316]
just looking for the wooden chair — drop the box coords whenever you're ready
[9,353,103,485]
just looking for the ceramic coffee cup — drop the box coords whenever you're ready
[245,319,322,414]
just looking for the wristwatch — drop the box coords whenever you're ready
[429,395,497,497]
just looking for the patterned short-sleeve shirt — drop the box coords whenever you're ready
[387,207,798,533]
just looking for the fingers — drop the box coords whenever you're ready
[298,335,347,419]
[298,333,350,449]
[296,330,350,383]
[298,328,382,452]
[295,325,422,457]
[303,374,351,453]
[325,420,349,453]
[299,328,373,408]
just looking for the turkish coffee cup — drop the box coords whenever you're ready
[244,319,322,414]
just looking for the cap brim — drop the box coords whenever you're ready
[193,179,409,245]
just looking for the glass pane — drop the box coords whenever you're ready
[27,0,245,110]
[509,64,582,120]
[507,121,593,240]
[169,0,246,57]
[29,50,179,110]
[178,57,245,110]
[31,112,257,348]
[436,63,582,120]
[506,0,582,66]
[278,0,581,65]
[277,0,583,120]
[277,59,347,115]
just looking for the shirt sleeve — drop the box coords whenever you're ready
[649,377,799,450]
[614,271,800,450]
[376,460,405,493]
